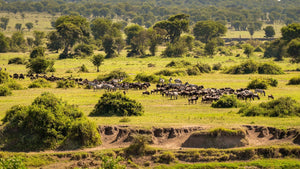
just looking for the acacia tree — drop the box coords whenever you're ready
[15,23,22,31]
[33,31,45,46]
[153,14,189,43]
[193,20,227,43]
[147,27,166,56]
[54,15,90,59]
[243,44,254,58]
[248,25,255,39]
[25,22,34,31]
[281,23,300,41]
[0,17,9,30]
[91,54,104,72]
[102,35,117,58]
[264,26,275,38]
[47,31,63,53]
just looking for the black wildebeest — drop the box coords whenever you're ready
[188,96,198,104]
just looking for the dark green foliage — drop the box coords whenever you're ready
[5,80,23,90]
[212,95,238,108]
[0,70,9,84]
[155,151,177,164]
[78,64,89,73]
[204,40,217,56]
[247,78,278,89]
[281,23,300,41]
[238,97,300,117]
[8,57,26,64]
[56,80,76,88]
[243,44,254,58]
[258,63,284,74]
[0,156,26,169]
[263,39,286,61]
[186,67,201,75]
[90,92,143,116]
[288,76,300,85]
[100,156,125,169]
[254,46,264,52]
[91,54,104,72]
[194,63,211,73]
[28,78,51,88]
[0,32,9,52]
[165,60,191,68]
[155,69,187,76]
[74,44,94,57]
[287,38,300,63]
[0,85,12,96]
[224,60,258,74]
[193,20,227,43]
[207,128,245,136]
[212,63,222,70]
[102,35,117,58]
[47,31,63,53]
[125,134,151,155]
[97,70,128,81]
[1,92,101,151]
[162,42,187,57]
[264,26,275,38]
[30,46,45,58]
[25,22,33,31]
[10,32,26,52]
[134,73,160,83]
[27,58,53,74]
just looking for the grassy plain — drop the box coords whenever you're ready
[0,49,299,129]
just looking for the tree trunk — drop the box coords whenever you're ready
[97,66,99,72]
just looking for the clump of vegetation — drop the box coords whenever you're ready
[1,92,101,151]
[5,80,23,90]
[155,151,177,164]
[212,63,222,70]
[187,67,201,75]
[134,73,161,83]
[258,63,284,74]
[165,60,191,68]
[90,92,143,116]
[78,64,89,73]
[56,80,76,88]
[0,85,12,96]
[8,57,26,64]
[224,60,258,74]
[65,69,73,73]
[30,46,45,58]
[162,42,187,58]
[155,69,187,76]
[238,97,300,117]
[125,134,151,156]
[100,156,125,169]
[254,46,264,52]
[74,44,94,57]
[97,70,128,81]
[28,78,51,88]
[288,76,300,85]
[212,95,239,108]
[194,63,211,73]
[247,78,278,89]
[0,70,9,84]
[207,128,246,137]
[0,156,26,169]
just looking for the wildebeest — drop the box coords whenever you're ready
[159,78,165,85]
[174,78,182,84]
[255,89,265,96]
[188,96,198,104]
[268,94,274,100]
[142,91,150,95]
[13,73,19,79]
[169,91,178,100]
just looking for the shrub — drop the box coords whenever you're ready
[288,76,300,85]
[90,92,143,116]
[224,60,258,74]
[238,97,300,117]
[0,156,26,169]
[65,70,73,73]
[0,70,9,84]
[0,85,12,96]
[5,80,23,90]
[8,57,26,64]
[97,70,128,81]
[208,128,245,136]
[134,73,160,83]
[125,134,151,156]
[26,58,53,74]
[162,42,187,58]
[100,156,125,169]
[166,60,191,68]
[267,78,278,87]
[155,151,177,164]
[78,64,89,73]
[28,78,51,88]
[195,63,211,73]
[254,46,264,52]
[258,63,284,74]
[1,92,101,151]
[187,67,201,75]
[212,95,238,108]
[247,78,269,89]
[212,63,222,70]
[56,80,76,88]
[155,69,187,76]
[74,44,94,57]
[30,46,45,58]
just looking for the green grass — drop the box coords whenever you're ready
[0,49,299,128]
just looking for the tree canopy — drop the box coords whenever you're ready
[193,20,227,43]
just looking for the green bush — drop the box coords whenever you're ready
[28,78,51,88]
[254,46,264,52]
[165,60,191,68]
[0,156,26,169]
[247,78,278,89]
[30,46,45,58]
[0,70,9,84]
[8,57,26,64]
[1,92,101,151]
[258,63,284,74]
[195,63,211,73]
[288,76,300,85]
[134,73,161,83]
[155,151,177,164]
[56,80,76,88]
[212,63,222,70]
[224,60,258,74]
[125,134,151,156]
[238,97,300,117]
[74,44,94,57]
[162,42,187,58]
[187,67,201,75]
[78,64,89,73]
[155,69,187,76]
[97,70,128,81]
[90,92,143,116]
[5,79,23,90]
[212,95,238,108]
[0,85,12,96]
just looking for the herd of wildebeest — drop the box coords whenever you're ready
[10,72,275,104]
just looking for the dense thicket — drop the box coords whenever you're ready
[0,92,101,151]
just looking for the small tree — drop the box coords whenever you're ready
[264,26,275,38]
[248,26,255,39]
[102,35,117,58]
[243,44,254,58]
[47,31,63,53]
[204,40,217,57]
[0,17,9,30]
[15,23,22,31]
[27,58,52,74]
[91,54,104,72]
[30,46,45,58]
[0,32,9,52]
[33,31,45,46]
[287,38,300,63]
[25,22,34,31]
[115,37,125,55]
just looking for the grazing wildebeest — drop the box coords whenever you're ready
[253,94,260,100]
[188,96,198,104]
[159,78,165,85]
[268,94,274,100]
[174,78,182,84]
[169,91,178,100]
[19,73,25,79]
[142,91,150,95]
[168,77,173,84]
[255,89,265,96]
[13,73,19,79]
